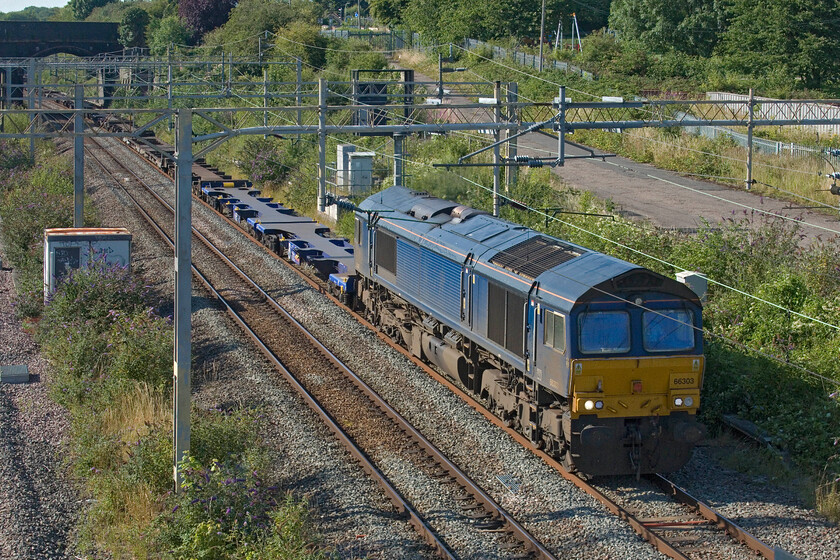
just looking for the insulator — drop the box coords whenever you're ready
[514,155,530,163]
[528,159,544,168]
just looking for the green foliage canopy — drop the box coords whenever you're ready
[718,0,840,89]
[609,0,727,57]
[147,15,192,54]
[118,6,150,48]
[70,0,116,20]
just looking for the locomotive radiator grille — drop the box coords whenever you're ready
[490,236,583,280]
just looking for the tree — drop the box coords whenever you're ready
[177,0,237,37]
[369,0,408,26]
[718,0,840,89]
[202,0,319,56]
[69,0,115,20]
[119,6,150,48]
[608,0,727,57]
[280,21,329,68]
[147,15,192,55]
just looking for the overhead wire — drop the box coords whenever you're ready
[143,40,840,386]
[161,40,840,337]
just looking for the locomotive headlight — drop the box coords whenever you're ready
[595,400,604,410]
[674,397,684,407]
[584,400,595,411]
[684,396,694,407]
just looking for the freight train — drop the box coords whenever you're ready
[52,91,706,476]
[351,187,705,476]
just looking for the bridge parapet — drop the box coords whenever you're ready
[0,22,120,59]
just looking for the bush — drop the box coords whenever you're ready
[163,455,280,554]
[105,309,173,389]
[0,139,31,171]
[40,259,157,338]
[0,189,74,270]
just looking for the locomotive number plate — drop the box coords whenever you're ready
[669,373,697,389]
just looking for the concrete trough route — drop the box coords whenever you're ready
[0,366,29,384]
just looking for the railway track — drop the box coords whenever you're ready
[42,93,794,559]
[83,136,557,560]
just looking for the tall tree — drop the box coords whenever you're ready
[719,0,840,89]
[177,0,236,37]
[69,0,115,20]
[119,6,151,48]
[147,15,192,54]
[609,0,727,57]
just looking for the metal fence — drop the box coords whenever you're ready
[676,108,840,168]
[319,30,594,80]
[320,29,419,52]
[461,38,594,80]
[708,91,840,137]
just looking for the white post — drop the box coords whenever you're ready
[746,88,754,190]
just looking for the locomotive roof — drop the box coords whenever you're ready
[359,187,687,311]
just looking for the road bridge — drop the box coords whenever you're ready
[0,22,121,108]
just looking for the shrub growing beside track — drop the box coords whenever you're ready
[0,141,92,318]
[32,238,324,558]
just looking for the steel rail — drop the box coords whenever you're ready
[80,100,780,560]
[85,138,558,560]
[648,474,776,559]
[83,141,456,559]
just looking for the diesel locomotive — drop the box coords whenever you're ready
[57,86,705,475]
[349,186,705,476]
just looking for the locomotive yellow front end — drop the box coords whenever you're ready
[567,355,706,476]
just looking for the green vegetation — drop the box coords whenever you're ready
[0,6,60,20]
[0,137,325,557]
[0,139,94,318]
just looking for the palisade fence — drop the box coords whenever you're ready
[461,38,594,80]
[679,93,840,165]
[320,29,594,80]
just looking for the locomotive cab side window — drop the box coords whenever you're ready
[543,309,567,354]
[578,311,630,354]
[643,309,695,352]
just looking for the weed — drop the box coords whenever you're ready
[817,480,840,523]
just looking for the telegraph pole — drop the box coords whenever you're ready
[538,0,546,72]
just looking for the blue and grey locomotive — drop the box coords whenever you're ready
[352,186,705,476]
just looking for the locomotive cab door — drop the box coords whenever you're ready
[527,299,539,381]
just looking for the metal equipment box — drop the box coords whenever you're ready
[676,270,708,304]
[43,227,131,297]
